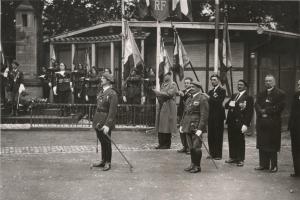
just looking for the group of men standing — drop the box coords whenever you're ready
[167,73,299,176]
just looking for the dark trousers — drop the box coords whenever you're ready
[158,132,171,148]
[42,85,50,100]
[57,90,71,104]
[259,149,277,169]
[291,132,300,175]
[96,129,112,163]
[208,119,224,158]
[179,132,188,151]
[228,124,245,161]
[186,133,202,167]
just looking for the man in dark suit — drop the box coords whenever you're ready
[92,73,118,171]
[288,79,300,177]
[255,74,285,173]
[225,80,254,166]
[177,77,193,154]
[179,81,209,173]
[206,74,226,160]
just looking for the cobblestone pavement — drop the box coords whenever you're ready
[1,129,299,200]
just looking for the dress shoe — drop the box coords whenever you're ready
[92,161,105,168]
[254,166,269,170]
[185,151,190,155]
[214,157,222,160]
[236,161,244,167]
[102,163,111,171]
[269,166,278,173]
[206,155,212,159]
[189,167,201,173]
[177,148,187,153]
[290,173,300,177]
[154,145,161,149]
[184,164,195,172]
[225,159,237,164]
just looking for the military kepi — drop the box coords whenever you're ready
[191,81,202,88]
[102,73,114,83]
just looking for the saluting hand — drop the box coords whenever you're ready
[241,125,248,134]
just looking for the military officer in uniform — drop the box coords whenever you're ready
[225,80,254,166]
[255,74,285,173]
[177,77,193,154]
[53,62,73,104]
[205,74,226,160]
[8,60,25,116]
[92,73,118,171]
[179,81,209,173]
[288,79,300,177]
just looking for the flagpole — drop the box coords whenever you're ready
[121,0,125,85]
[156,20,160,91]
[214,0,220,74]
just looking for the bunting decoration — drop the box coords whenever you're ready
[172,0,193,21]
[85,48,91,72]
[137,0,150,19]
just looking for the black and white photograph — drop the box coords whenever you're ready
[1,0,300,199]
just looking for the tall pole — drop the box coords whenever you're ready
[121,0,125,85]
[214,0,220,74]
[156,21,160,91]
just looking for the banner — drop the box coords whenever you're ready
[150,0,171,21]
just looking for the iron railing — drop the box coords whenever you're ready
[29,103,156,129]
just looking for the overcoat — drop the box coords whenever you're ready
[155,80,178,134]
[208,86,226,122]
[288,91,300,150]
[255,87,285,152]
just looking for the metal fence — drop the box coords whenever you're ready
[29,103,156,129]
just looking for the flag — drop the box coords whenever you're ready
[85,49,91,72]
[172,0,193,21]
[159,38,172,78]
[0,42,5,66]
[50,46,57,68]
[219,16,232,85]
[173,31,190,81]
[137,0,150,19]
[124,21,144,70]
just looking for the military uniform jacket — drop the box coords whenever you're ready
[55,71,72,92]
[92,87,118,130]
[255,87,285,151]
[225,91,254,128]
[208,86,226,121]
[180,92,209,134]
[8,69,24,93]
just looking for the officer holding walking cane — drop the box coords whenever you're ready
[179,81,209,173]
[92,72,118,171]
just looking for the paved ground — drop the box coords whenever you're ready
[1,129,299,200]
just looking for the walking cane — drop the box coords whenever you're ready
[105,134,133,172]
[16,92,21,112]
[200,138,218,169]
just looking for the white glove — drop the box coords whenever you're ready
[53,86,57,95]
[141,96,146,104]
[3,67,9,77]
[78,93,81,98]
[48,82,52,87]
[85,95,89,102]
[18,84,25,94]
[179,126,183,133]
[123,96,127,103]
[102,125,110,134]
[195,130,202,137]
[70,87,74,93]
[241,125,248,134]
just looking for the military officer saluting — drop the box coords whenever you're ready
[92,73,118,171]
[179,81,209,173]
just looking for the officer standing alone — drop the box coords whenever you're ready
[92,73,118,171]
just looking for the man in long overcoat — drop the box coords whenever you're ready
[288,79,300,177]
[179,81,209,173]
[255,74,285,173]
[153,72,178,149]
[92,73,118,171]
[206,74,226,160]
[225,80,254,166]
